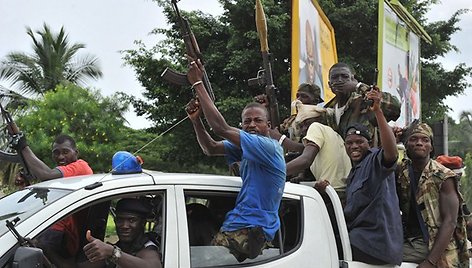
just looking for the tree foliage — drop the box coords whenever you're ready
[448,111,472,158]
[0,23,102,97]
[460,153,472,210]
[16,83,129,172]
[122,0,470,171]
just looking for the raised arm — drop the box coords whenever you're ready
[268,128,304,153]
[185,98,225,156]
[19,146,62,181]
[187,60,241,147]
[367,87,397,165]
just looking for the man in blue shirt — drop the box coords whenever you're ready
[185,59,286,262]
[343,87,403,265]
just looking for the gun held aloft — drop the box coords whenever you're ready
[161,0,215,101]
[248,0,280,129]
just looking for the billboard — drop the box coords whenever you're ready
[291,0,337,105]
[378,1,422,127]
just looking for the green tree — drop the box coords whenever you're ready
[460,153,472,211]
[0,23,102,97]
[16,83,129,172]
[448,111,472,158]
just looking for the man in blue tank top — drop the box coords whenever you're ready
[186,59,286,262]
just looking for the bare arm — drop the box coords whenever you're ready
[188,60,241,147]
[368,87,397,165]
[186,99,225,156]
[286,143,319,176]
[19,146,62,181]
[420,178,459,267]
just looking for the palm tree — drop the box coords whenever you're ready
[460,111,472,128]
[0,23,102,96]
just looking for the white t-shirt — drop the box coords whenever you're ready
[334,103,347,125]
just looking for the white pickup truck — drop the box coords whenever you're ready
[0,171,417,267]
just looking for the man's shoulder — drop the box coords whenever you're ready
[59,159,93,177]
[74,159,91,166]
[428,160,457,181]
[307,122,342,141]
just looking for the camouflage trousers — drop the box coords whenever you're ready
[212,227,268,262]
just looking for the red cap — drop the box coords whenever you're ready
[436,155,463,170]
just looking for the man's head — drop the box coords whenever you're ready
[114,198,151,243]
[241,102,270,136]
[344,123,372,164]
[328,62,356,96]
[293,101,326,137]
[405,123,434,160]
[297,83,323,105]
[52,134,78,166]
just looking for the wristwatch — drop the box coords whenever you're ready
[109,245,122,264]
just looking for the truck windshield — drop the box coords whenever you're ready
[0,187,71,236]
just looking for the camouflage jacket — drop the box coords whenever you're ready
[397,158,470,268]
[324,83,400,146]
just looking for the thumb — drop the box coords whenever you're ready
[86,230,96,242]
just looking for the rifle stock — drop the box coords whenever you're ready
[161,0,215,101]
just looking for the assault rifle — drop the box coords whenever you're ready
[0,100,35,184]
[6,217,55,267]
[248,0,280,128]
[161,0,215,101]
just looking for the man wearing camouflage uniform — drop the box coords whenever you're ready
[324,62,400,147]
[396,123,469,267]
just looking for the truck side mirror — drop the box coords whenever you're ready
[12,247,43,268]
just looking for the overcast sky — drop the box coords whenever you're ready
[1,0,470,129]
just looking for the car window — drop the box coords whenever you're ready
[184,191,303,267]
[27,191,165,267]
[0,187,71,236]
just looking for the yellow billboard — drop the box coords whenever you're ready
[291,0,337,105]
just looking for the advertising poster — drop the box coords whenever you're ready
[378,1,421,127]
[291,0,337,105]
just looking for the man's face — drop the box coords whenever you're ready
[115,212,145,243]
[344,134,370,164]
[241,107,270,136]
[296,91,316,105]
[328,67,354,96]
[406,133,433,160]
[299,117,318,137]
[52,141,78,166]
